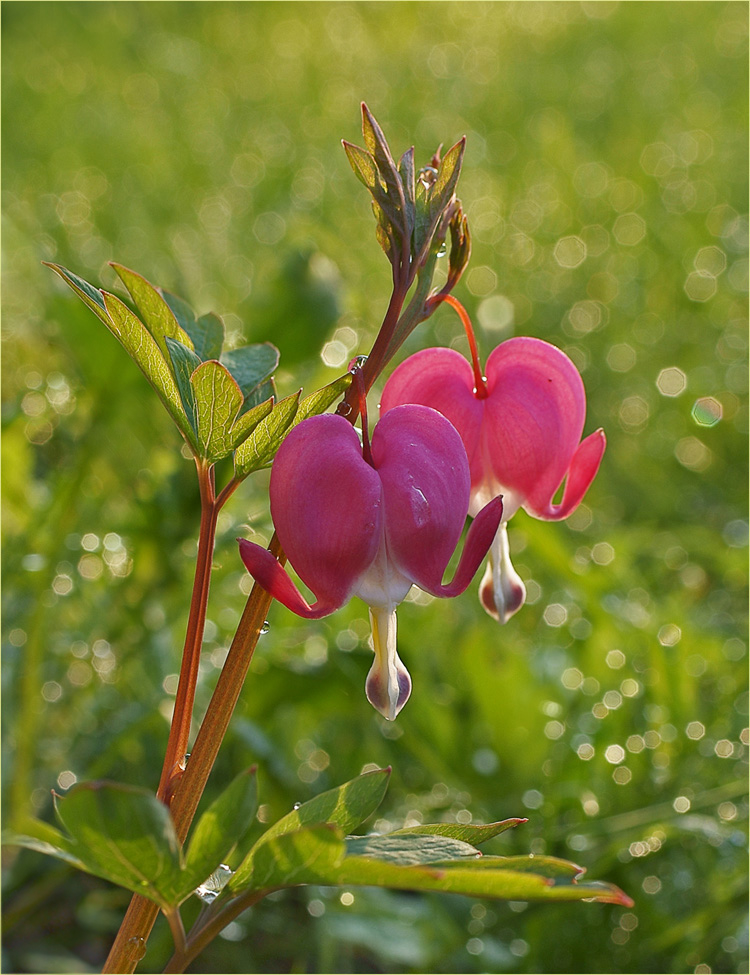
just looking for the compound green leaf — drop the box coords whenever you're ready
[221,344,280,409]
[190,359,244,463]
[101,292,199,452]
[238,825,345,893]
[159,291,225,361]
[228,397,274,451]
[165,337,201,436]
[390,819,526,844]
[228,768,390,894]
[3,819,85,870]
[292,373,352,427]
[111,263,194,360]
[53,781,183,909]
[344,833,481,866]
[232,390,300,478]
[178,768,258,902]
[329,853,633,905]
[44,263,110,326]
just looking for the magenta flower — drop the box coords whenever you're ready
[238,405,503,719]
[380,336,606,623]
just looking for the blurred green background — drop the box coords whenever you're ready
[2,2,747,973]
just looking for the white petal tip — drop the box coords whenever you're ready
[366,661,412,720]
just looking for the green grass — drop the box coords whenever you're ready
[2,2,747,972]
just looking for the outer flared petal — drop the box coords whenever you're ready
[524,428,607,521]
[268,414,383,609]
[237,539,341,619]
[372,404,504,597]
[482,336,589,517]
[380,348,485,489]
[372,404,470,586]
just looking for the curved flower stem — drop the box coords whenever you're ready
[426,292,488,399]
[162,890,270,973]
[102,536,283,974]
[156,460,219,803]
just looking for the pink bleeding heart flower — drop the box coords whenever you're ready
[380,334,606,624]
[238,404,503,719]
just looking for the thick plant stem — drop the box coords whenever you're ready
[102,537,282,974]
[157,461,219,803]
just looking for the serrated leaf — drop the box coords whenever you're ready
[53,781,183,909]
[190,359,244,463]
[111,263,194,360]
[100,292,199,452]
[165,337,201,435]
[232,390,300,478]
[179,768,258,900]
[221,344,280,409]
[228,768,390,894]
[228,397,274,451]
[390,819,526,844]
[344,833,481,865]
[292,373,352,427]
[44,263,110,326]
[160,289,225,361]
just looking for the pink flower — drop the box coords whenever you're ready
[238,405,503,719]
[380,337,606,623]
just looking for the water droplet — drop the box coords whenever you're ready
[126,937,147,961]
[338,402,353,417]
[293,802,302,810]
[436,242,447,258]
[194,863,234,903]
[260,620,270,635]
[348,354,368,373]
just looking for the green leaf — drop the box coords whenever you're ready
[193,313,226,361]
[159,291,225,361]
[44,263,110,326]
[390,818,526,844]
[361,104,404,222]
[244,377,276,412]
[190,359,244,463]
[221,344,280,408]
[343,141,380,192]
[179,768,258,900]
[232,390,301,478]
[429,138,465,220]
[111,263,194,360]
[241,825,345,892]
[329,854,633,906]
[228,396,274,451]
[292,373,352,427]
[3,819,85,870]
[53,781,183,909]
[344,833,481,865]
[398,145,416,241]
[100,292,199,452]
[165,337,201,435]
[228,767,390,894]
